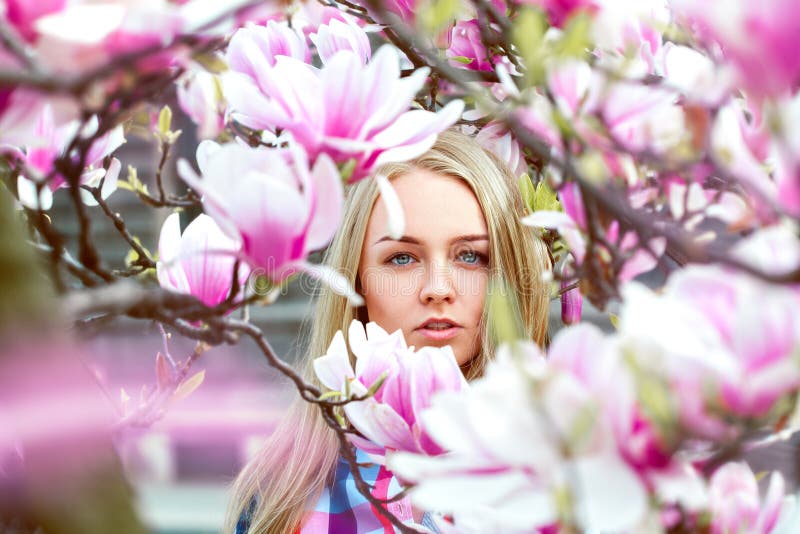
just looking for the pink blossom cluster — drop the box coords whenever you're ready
[313,320,467,456]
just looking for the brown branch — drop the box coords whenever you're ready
[85,182,156,270]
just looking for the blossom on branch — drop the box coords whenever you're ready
[177,140,361,302]
[709,462,789,534]
[314,320,467,456]
[156,212,250,308]
[224,21,464,180]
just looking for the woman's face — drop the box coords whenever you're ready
[358,169,490,366]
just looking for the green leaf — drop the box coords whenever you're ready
[487,278,525,345]
[318,390,344,401]
[419,0,461,34]
[173,370,205,401]
[339,158,357,182]
[449,55,474,65]
[512,7,548,86]
[532,180,561,212]
[554,11,591,60]
[366,371,389,397]
[519,173,536,213]
[157,105,172,137]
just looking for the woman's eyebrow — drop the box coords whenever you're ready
[372,234,489,245]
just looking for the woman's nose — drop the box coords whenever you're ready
[419,261,456,303]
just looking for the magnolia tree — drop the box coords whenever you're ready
[1,0,800,532]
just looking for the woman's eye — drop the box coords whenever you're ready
[457,250,485,264]
[389,253,414,266]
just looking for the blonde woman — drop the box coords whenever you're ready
[226,129,551,533]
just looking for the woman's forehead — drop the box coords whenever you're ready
[365,169,488,244]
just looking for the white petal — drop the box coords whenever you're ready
[570,454,647,532]
[375,173,404,239]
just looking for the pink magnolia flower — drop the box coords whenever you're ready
[523,0,598,27]
[447,19,496,72]
[670,0,800,99]
[7,105,124,210]
[709,462,787,534]
[31,1,184,73]
[523,182,665,282]
[474,121,528,178]
[224,39,464,181]
[177,141,358,302]
[309,17,371,65]
[156,212,250,307]
[388,339,649,532]
[314,320,467,455]
[225,19,310,78]
[2,0,66,43]
[620,266,800,439]
[559,277,582,325]
[176,67,225,140]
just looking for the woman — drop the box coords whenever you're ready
[225,129,551,533]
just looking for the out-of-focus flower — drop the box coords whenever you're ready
[710,104,778,221]
[2,0,66,42]
[447,19,497,72]
[590,0,669,61]
[389,337,649,532]
[176,67,225,140]
[355,0,416,26]
[31,1,184,73]
[156,212,250,307]
[670,0,800,99]
[314,320,466,455]
[178,141,359,303]
[474,121,528,178]
[523,182,665,282]
[7,106,124,210]
[224,39,463,181]
[559,274,582,325]
[309,17,371,65]
[731,224,800,280]
[709,462,787,534]
[225,19,310,78]
[658,43,733,106]
[620,266,800,439]
[523,0,598,28]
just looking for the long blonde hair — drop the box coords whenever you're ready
[224,129,551,533]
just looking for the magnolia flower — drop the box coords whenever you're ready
[710,104,777,221]
[176,67,225,140]
[709,463,787,534]
[388,339,649,532]
[156,213,250,307]
[620,266,800,439]
[177,140,360,302]
[670,0,800,98]
[313,320,466,455]
[559,277,582,325]
[224,38,464,180]
[524,0,598,27]
[309,17,371,65]
[523,182,665,282]
[225,19,310,78]
[10,107,124,210]
[447,19,496,72]
[474,121,528,178]
[31,1,184,73]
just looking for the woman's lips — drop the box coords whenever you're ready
[416,326,463,340]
